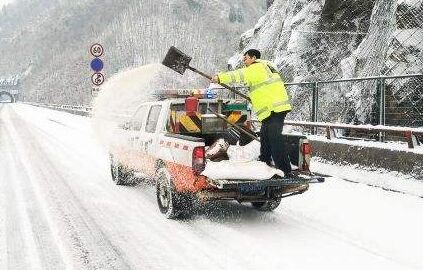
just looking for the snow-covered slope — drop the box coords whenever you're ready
[0,0,266,104]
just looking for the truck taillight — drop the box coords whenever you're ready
[192,146,205,175]
[302,143,312,155]
[300,141,312,172]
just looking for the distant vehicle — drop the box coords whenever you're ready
[109,90,322,218]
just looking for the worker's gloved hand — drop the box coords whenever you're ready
[211,75,219,83]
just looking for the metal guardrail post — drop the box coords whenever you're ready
[311,82,318,135]
[378,77,386,142]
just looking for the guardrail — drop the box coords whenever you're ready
[24,102,93,116]
[25,102,422,149]
[285,74,423,136]
[284,120,423,149]
[23,102,134,120]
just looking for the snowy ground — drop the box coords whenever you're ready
[1,103,423,270]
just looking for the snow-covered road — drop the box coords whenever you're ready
[1,103,422,270]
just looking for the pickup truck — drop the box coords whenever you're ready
[109,95,322,218]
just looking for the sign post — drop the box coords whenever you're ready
[90,43,105,96]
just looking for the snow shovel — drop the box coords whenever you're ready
[162,46,251,102]
[207,108,260,142]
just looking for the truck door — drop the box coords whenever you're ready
[141,104,163,176]
[128,105,148,169]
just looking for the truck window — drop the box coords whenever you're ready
[145,105,162,133]
[132,105,147,131]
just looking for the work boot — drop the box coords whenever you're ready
[206,138,229,161]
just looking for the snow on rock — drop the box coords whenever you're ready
[340,0,398,122]
[231,0,422,124]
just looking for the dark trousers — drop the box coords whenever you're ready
[259,111,292,175]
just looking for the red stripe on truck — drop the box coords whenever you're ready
[165,161,209,192]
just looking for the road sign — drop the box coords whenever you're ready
[90,58,104,72]
[91,73,105,86]
[90,43,104,57]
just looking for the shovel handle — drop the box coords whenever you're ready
[207,108,260,142]
[187,66,251,102]
[186,66,212,80]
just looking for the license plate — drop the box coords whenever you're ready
[239,185,265,193]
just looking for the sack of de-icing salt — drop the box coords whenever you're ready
[202,160,284,180]
[227,140,261,162]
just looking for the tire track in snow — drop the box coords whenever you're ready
[5,106,133,270]
[0,106,44,269]
[22,119,239,269]
[7,104,418,270]
[4,134,69,269]
[11,105,253,269]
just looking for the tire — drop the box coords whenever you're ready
[251,198,282,211]
[156,167,181,219]
[155,167,193,219]
[110,154,128,185]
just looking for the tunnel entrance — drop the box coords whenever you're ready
[0,91,15,103]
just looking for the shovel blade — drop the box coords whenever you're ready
[162,46,192,75]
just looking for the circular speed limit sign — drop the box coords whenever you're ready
[90,43,104,57]
[91,73,105,86]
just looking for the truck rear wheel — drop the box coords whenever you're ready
[156,167,182,219]
[251,198,281,211]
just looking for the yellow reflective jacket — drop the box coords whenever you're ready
[218,59,292,121]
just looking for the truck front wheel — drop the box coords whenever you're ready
[110,155,129,185]
[251,198,281,211]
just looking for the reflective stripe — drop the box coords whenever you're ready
[229,72,236,83]
[273,100,290,107]
[256,106,269,116]
[239,70,245,82]
[249,77,282,93]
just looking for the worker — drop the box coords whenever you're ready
[210,49,293,177]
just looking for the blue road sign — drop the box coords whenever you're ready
[90,58,104,72]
